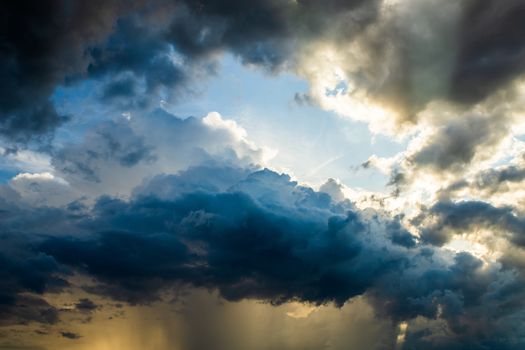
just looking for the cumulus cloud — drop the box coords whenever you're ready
[363,85,525,211]
[0,164,522,348]
[48,110,270,199]
[8,173,75,207]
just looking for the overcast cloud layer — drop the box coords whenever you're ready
[2,1,525,349]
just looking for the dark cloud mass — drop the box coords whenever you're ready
[451,0,525,103]
[0,0,124,141]
[2,1,525,349]
[0,233,66,326]
[0,0,379,141]
[0,166,523,348]
[2,0,525,141]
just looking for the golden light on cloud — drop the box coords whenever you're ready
[296,42,404,136]
[396,322,408,349]
[284,302,319,319]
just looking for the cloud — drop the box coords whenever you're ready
[52,119,155,184]
[41,167,373,305]
[0,233,67,326]
[365,89,524,207]
[0,164,523,348]
[16,166,517,348]
[0,0,380,142]
[8,173,75,207]
[293,0,525,137]
[438,155,525,205]
[408,116,508,173]
[417,200,525,247]
[0,0,125,142]
[2,2,525,349]
[4,0,525,143]
[451,0,525,103]
[49,110,269,199]
[74,299,98,313]
[60,331,81,340]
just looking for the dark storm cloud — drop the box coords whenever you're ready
[21,166,521,348]
[41,185,375,306]
[370,0,525,111]
[0,166,523,347]
[100,75,138,101]
[0,0,195,141]
[168,0,378,67]
[0,233,67,326]
[32,169,523,349]
[0,0,381,142]
[0,0,126,141]
[451,0,525,103]
[86,13,212,107]
[369,250,525,349]
[3,0,524,142]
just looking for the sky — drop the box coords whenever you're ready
[1,1,525,349]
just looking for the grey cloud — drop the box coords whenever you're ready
[0,0,127,142]
[74,298,98,313]
[52,119,154,183]
[387,112,512,196]
[100,75,138,102]
[0,0,379,142]
[167,0,378,68]
[60,331,81,340]
[417,200,525,247]
[3,0,523,143]
[0,232,67,326]
[409,115,508,173]
[29,166,523,348]
[0,165,523,347]
[0,295,59,327]
[442,162,525,198]
[50,109,267,199]
[451,0,525,103]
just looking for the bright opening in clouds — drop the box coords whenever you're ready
[1,1,525,349]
